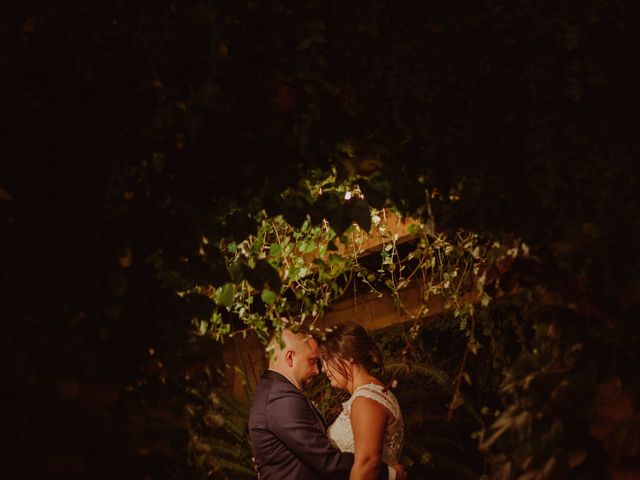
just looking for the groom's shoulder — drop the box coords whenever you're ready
[253,371,300,404]
[250,371,305,425]
[258,370,298,392]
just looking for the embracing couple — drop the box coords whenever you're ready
[249,321,406,480]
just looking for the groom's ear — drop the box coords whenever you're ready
[285,350,294,367]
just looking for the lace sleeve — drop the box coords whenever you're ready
[348,385,400,421]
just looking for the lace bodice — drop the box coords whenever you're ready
[327,383,404,465]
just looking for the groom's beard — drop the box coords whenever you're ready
[301,376,316,390]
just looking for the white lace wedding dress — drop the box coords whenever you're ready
[328,383,404,464]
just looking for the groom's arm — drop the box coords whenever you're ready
[266,389,390,480]
[267,388,353,479]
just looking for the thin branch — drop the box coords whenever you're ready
[448,322,472,422]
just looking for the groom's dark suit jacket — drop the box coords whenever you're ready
[248,369,390,480]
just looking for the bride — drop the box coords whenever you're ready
[319,322,405,480]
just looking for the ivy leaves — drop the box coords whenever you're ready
[191,187,517,347]
[215,283,235,308]
[192,183,390,339]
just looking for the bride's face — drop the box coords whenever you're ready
[321,358,350,390]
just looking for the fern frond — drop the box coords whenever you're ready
[385,361,453,390]
[221,416,247,445]
[411,364,453,389]
[208,439,249,460]
[210,455,256,477]
[432,454,477,479]
[402,410,453,430]
[403,441,434,468]
[412,434,469,453]
[217,391,251,418]
[383,361,411,376]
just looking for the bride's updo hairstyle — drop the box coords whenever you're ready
[319,321,383,381]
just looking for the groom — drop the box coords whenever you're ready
[248,328,404,480]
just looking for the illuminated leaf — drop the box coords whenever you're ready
[261,289,277,305]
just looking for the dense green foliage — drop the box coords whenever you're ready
[2,0,639,478]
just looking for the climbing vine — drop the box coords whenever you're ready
[187,176,528,369]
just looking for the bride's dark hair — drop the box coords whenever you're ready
[318,321,383,381]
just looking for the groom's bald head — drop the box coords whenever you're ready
[268,329,311,362]
[267,328,319,390]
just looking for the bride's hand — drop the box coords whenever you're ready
[392,464,407,480]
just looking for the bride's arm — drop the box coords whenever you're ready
[349,396,388,480]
